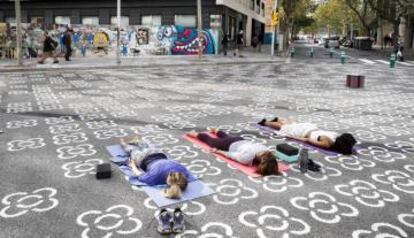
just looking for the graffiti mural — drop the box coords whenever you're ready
[0,23,217,59]
[155,25,215,55]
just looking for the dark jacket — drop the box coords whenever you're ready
[221,35,229,46]
[63,32,72,47]
[43,36,57,52]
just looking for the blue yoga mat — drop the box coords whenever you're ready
[141,180,215,207]
[105,144,215,207]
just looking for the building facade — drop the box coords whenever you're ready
[0,0,266,46]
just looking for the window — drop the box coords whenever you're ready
[141,15,161,26]
[250,0,254,10]
[111,16,129,28]
[256,0,260,14]
[82,16,99,25]
[174,15,196,28]
[5,17,16,24]
[261,3,265,16]
[55,16,71,25]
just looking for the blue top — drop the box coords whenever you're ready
[138,159,196,186]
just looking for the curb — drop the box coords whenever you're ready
[0,59,282,73]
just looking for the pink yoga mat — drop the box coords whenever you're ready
[183,133,289,178]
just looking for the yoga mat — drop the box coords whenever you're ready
[252,123,341,156]
[106,145,215,207]
[183,133,289,178]
[141,180,215,208]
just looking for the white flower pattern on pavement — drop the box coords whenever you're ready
[324,155,376,171]
[335,180,399,207]
[207,179,258,205]
[290,192,359,224]
[357,146,406,163]
[7,138,46,151]
[352,223,408,238]
[239,205,311,238]
[61,159,104,178]
[76,204,142,238]
[0,187,58,218]
[372,169,414,194]
[248,173,303,193]
[398,208,414,229]
[176,222,237,238]
[57,144,97,160]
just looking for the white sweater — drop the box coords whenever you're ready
[227,140,268,165]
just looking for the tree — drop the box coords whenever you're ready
[344,0,376,36]
[367,0,414,46]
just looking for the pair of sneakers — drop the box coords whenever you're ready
[157,208,185,235]
[298,148,321,173]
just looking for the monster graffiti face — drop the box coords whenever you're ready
[156,25,215,55]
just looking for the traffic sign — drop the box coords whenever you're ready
[272,10,279,26]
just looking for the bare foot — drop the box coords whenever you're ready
[186,130,198,138]
[208,128,218,134]
[127,159,135,167]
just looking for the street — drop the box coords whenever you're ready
[287,40,414,68]
[1,60,414,237]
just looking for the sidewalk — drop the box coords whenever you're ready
[0,46,282,72]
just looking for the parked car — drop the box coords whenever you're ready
[324,37,340,49]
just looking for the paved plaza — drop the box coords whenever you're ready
[1,59,414,238]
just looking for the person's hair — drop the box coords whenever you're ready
[330,133,356,155]
[125,135,141,144]
[163,172,188,199]
[255,151,279,176]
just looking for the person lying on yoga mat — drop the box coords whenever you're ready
[186,128,278,176]
[258,117,356,155]
[120,136,196,199]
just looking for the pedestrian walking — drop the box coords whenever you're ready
[63,28,72,61]
[38,32,59,64]
[252,34,259,50]
[258,32,263,52]
[221,34,229,56]
[234,30,244,57]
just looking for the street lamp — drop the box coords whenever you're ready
[197,0,203,59]
[15,0,23,66]
[116,0,121,65]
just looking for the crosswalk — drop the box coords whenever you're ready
[357,58,414,67]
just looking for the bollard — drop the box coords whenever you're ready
[290,47,295,58]
[310,47,314,58]
[390,53,396,68]
[329,48,334,58]
[340,51,345,64]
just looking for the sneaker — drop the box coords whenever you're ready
[298,148,309,173]
[53,60,59,64]
[258,119,266,126]
[172,207,185,233]
[308,159,321,172]
[38,61,44,64]
[156,209,172,235]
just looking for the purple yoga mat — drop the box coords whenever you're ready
[252,123,341,156]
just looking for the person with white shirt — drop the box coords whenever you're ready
[258,117,356,155]
[186,128,278,176]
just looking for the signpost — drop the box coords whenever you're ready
[116,0,121,65]
[197,0,202,59]
[270,0,279,57]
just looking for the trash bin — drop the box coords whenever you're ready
[354,37,373,50]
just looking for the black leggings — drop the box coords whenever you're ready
[197,131,243,151]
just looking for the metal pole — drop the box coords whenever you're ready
[197,0,202,59]
[116,0,121,65]
[15,0,23,66]
[270,0,278,57]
